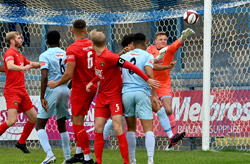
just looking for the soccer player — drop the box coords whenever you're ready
[146,28,195,134]
[36,31,71,164]
[0,31,40,153]
[86,29,159,164]
[48,19,96,164]
[120,32,157,164]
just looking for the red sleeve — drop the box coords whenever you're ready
[163,40,182,63]
[108,52,120,66]
[22,55,30,65]
[4,54,14,63]
[123,60,149,82]
[66,48,76,63]
[91,76,100,83]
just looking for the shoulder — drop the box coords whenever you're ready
[4,48,14,56]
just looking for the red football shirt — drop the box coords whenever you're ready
[66,39,96,89]
[4,48,30,90]
[95,48,122,97]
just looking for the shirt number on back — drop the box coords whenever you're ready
[59,58,65,75]
[129,57,136,75]
[87,51,93,69]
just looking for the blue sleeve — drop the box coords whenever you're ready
[39,54,49,70]
[145,54,154,68]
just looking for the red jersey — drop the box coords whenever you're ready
[147,40,182,84]
[66,39,96,89]
[4,48,30,90]
[95,48,122,98]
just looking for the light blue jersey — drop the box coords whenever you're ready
[121,48,154,96]
[39,47,66,82]
[38,47,70,120]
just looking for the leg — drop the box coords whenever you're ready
[112,114,129,164]
[125,117,136,164]
[141,119,155,164]
[19,107,37,144]
[72,115,93,162]
[36,118,55,160]
[94,117,107,164]
[162,97,176,132]
[57,117,70,160]
[0,108,18,136]
[103,119,113,140]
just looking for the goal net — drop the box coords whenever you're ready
[0,0,249,151]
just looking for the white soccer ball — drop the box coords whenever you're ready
[183,10,199,25]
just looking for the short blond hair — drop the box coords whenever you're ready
[6,31,20,44]
[155,32,167,39]
[89,29,106,47]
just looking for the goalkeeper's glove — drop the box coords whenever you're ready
[156,46,168,61]
[181,28,195,40]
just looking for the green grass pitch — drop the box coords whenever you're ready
[0,148,250,164]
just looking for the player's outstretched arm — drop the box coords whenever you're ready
[86,76,100,92]
[40,69,48,112]
[48,62,75,89]
[0,65,5,72]
[179,28,195,43]
[30,61,40,69]
[6,60,30,71]
[153,61,177,71]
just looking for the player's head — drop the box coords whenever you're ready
[46,30,60,46]
[132,33,147,49]
[121,34,135,48]
[89,29,106,48]
[72,19,87,35]
[155,32,167,49]
[6,31,22,48]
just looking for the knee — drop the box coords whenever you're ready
[95,124,104,133]
[28,115,37,124]
[165,108,173,115]
[6,118,17,127]
[113,123,123,135]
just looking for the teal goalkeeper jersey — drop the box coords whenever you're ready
[39,47,66,82]
[120,48,154,96]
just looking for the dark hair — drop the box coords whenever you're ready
[73,19,86,30]
[121,34,134,48]
[47,30,60,45]
[133,33,146,45]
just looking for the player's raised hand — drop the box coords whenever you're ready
[181,28,195,40]
[156,46,168,61]
[41,98,48,112]
[48,80,57,89]
[86,82,93,92]
[147,78,161,89]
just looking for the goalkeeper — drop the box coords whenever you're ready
[146,28,195,135]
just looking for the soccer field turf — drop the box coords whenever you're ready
[0,148,250,164]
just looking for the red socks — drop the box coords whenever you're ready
[117,133,129,164]
[0,122,9,136]
[18,121,35,144]
[73,124,91,154]
[94,133,104,164]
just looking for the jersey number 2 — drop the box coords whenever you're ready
[129,57,136,75]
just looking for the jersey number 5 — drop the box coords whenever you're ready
[87,51,93,69]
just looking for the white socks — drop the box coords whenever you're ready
[145,131,155,163]
[103,119,113,140]
[126,131,136,162]
[37,129,54,157]
[60,132,71,160]
[157,107,173,138]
